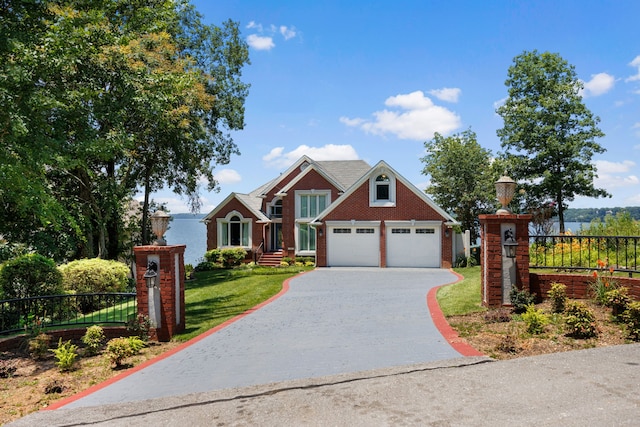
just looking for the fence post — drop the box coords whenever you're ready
[133,245,186,341]
[479,214,531,308]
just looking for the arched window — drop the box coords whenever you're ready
[218,212,251,247]
[375,174,390,200]
[370,171,396,206]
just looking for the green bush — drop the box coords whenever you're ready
[564,301,598,338]
[623,301,640,342]
[604,287,631,321]
[0,254,63,299]
[126,314,151,341]
[509,287,536,314]
[521,305,550,334]
[28,333,52,360]
[82,325,106,356]
[51,338,78,372]
[106,336,145,367]
[58,258,130,294]
[281,256,293,266]
[221,248,247,267]
[194,261,221,271]
[204,249,222,263]
[547,282,567,313]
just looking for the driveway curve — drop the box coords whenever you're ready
[62,268,463,409]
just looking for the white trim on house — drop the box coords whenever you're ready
[216,210,252,249]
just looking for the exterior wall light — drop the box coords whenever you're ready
[150,210,171,246]
[503,228,518,259]
[144,260,158,288]
[495,175,517,215]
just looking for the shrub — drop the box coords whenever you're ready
[28,333,52,360]
[509,287,536,314]
[304,261,315,267]
[82,325,106,356]
[547,282,567,313]
[623,301,640,342]
[604,287,631,321]
[0,254,63,299]
[184,263,194,279]
[564,301,598,339]
[126,314,151,341]
[204,249,222,263]
[589,271,618,305]
[58,258,130,294]
[51,338,78,372]
[279,261,290,267]
[194,261,220,271]
[220,248,246,267]
[106,336,145,367]
[454,253,478,268]
[521,305,550,334]
[281,257,293,266]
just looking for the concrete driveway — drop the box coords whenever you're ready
[60,268,463,409]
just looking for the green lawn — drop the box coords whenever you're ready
[174,266,312,341]
[436,266,486,316]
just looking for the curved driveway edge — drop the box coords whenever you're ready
[50,268,471,410]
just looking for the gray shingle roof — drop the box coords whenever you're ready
[316,160,371,190]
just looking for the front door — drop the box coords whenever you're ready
[271,223,283,251]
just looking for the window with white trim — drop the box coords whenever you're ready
[218,212,251,247]
[297,193,328,218]
[369,172,396,206]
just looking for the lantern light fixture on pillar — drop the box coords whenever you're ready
[150,210,171,246]
[495,175,517,215]
[503,228,518,258]
[144,261,158,288]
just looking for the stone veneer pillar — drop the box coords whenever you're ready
[479,214,531,308]
[134,245,186,341]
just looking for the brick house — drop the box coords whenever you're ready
[203,156,458,268]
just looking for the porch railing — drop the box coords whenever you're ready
[0,292,137,336]
[529,234,639,277]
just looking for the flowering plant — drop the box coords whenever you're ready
[589,259,618,305]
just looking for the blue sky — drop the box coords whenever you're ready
[150,0,640,214]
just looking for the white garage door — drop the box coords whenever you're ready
[327,225,379,267]
[386,224,441,268]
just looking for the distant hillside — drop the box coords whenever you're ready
[171,213,206,220]
[561,207,640,223]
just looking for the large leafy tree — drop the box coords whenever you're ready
[0,0,249,259]
[421,129,497,243]
[496,50,609,233]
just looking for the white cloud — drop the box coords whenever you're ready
[214,169,241,184]
[593,160,639,190]
[280,25,297,40]
[340,90,461,141]
[579,73,615,97]
[263,144,359,169]
[246,21,263,31]
[594,160,635,174]
[633,122,640,138]
[428,87,461,103]
[625,55,640,82]
[246,34,275,50]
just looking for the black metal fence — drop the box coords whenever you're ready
[529,235,639,276]
[0,293,137,336]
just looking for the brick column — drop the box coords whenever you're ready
[479,214,531,308]
[134,245,186,341]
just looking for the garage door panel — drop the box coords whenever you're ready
[386,226,440,268]
[327,226,379,267]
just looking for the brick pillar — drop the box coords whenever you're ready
[134,245,186,341]
[479,214,531,308]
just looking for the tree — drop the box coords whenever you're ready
[0,1,250,259]
[496,50,610,233]
[421,129,497,243]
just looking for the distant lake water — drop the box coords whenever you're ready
[164,217,207,266]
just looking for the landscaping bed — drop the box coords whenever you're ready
[447,299,629,360]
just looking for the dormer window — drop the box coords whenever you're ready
[370,172,396,207]
[375,174,390,200]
